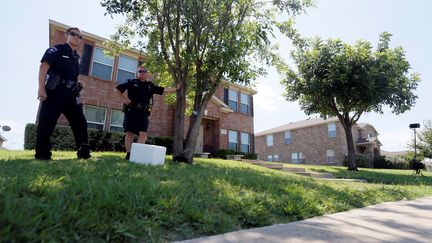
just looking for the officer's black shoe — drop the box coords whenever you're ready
[35,151,52,160]
[77,144,91,159]
[35,155,52,160]
[125,152,130,160]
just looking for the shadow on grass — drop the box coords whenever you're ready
[0,152,430,242]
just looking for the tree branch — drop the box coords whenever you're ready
[156,6,175,81]
[351,111,363,124]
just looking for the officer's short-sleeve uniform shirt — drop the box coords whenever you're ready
[41,43,80,81]
[116,79,164,107]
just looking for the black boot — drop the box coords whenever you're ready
[77,144,91,159]
[35,146,52,160]
[35,153,52,160]
[125,152,130,160]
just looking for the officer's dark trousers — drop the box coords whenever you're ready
[35,86,88,159]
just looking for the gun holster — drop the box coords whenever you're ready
[45,74,61,90]
[62,79,83,96]
[122,103,129,112]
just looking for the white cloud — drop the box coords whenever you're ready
[254,84,285,111]
[378,130,412,152]
[1,120,26,150]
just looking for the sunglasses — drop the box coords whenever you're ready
[138,70,148,73]
[68,32,83,39]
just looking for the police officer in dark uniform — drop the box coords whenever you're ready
[35,27,91,160]
[114,66,165,160]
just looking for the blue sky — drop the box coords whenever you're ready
[1,0,431,152]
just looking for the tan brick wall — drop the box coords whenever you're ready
[205,100,221,120]
[57,75,175,137]
[355,124,381,162]
[255,122,348,165]
[219,111,254,151]
[357,125,378,140]
[214,85,225,100]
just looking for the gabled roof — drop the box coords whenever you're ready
[49,19,143,59]
[255,117,339,136]
[357,123,378,134]
[356,136,382,146]
[223,81,257,95]
[210,96,234,113]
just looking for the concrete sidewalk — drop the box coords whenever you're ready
[177,197,432,243]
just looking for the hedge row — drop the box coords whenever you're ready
[213,149,258,160]
[373,155,410,170]
[343,154,372,168]
[342,153,412,169]
[24,123,173,154]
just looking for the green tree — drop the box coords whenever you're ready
[282,32,420,170]
[101,0,313,163]
[409,120,432,159]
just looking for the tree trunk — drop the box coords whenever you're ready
[183,112,204,163]
[342,124,358,171]
[336,113,358,171]
[172,82,188,162]
[183,96,211,163]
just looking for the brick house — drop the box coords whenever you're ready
[35,20,256,155]
[254,117,381,165]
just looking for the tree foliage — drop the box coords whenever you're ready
[282,32,420,170]
[101,0,314,163]
[410,120,432,159]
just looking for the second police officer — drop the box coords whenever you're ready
[114,66,165,160]
[35,27,91,160]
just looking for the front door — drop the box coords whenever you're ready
[195,125,204,153]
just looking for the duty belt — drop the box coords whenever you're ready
[45,74,82,96]
[124,102,152,113]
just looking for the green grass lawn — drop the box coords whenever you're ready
[1,150,432,242]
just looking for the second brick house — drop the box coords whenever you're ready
[35,20,256,155]
[255,117,382,165]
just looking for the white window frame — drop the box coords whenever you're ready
[228,130,238,151]
[91,47,114,81]
[84,105,107,130]
[326,149,336,163]
[291,153,298,164]
[240,92,249,115]
[110,109,124,132]
[228,89,238,112]
[267,155,273,162]
[291,152,304,164]
[284,130,292,144]
[116,55,138,84]
[273,154,279,162]
[328,123,337,138]
[266,134,273,147]
[240,132,250,153]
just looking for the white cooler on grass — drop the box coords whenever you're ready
[130,143,167,165]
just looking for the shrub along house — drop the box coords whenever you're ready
[254,117,381,165]
[33,20,256,155]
